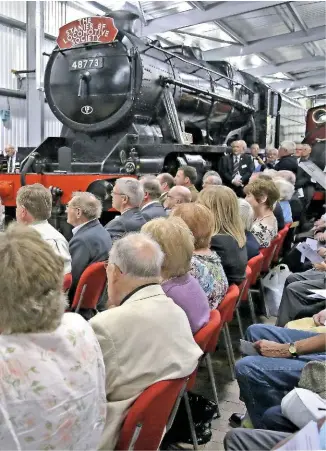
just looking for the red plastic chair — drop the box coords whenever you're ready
[70,262,107,313]
[260,233,281,273]
[63,273,72,292]
[273,224,291,263]
[115,377,188,450]
[241,253,264,324]
[217,284,240,380]
[235,266,252,339]
[194,310,222,418]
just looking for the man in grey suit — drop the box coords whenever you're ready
[67,192,112,306]
[105,178,146,241]
[140,176,167,221]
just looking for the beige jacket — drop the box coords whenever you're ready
[90,284,203,450]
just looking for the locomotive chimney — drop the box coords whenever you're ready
[105,10,141,35]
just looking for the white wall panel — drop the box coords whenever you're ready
[0,96,27,150]
[0,1,26,21]
[44,1,66,37]
[0,24,26,89]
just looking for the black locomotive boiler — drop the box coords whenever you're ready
[21,11,283,185]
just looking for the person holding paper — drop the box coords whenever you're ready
[234,324,326,430]
[286,307,326,333]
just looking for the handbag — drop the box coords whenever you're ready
[261,264,291,317]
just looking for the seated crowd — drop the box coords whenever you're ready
[0,138,325,451]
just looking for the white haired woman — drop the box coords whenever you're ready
[0,224,106,450]
[274,178,294,223]
[238,198,260,260]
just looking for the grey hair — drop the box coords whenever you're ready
[238,198,254,231]
[238,140,247,150]
[274,178,295,201]
[203,170,222,183]
[266,148,278,156]
[70,192,102,219]
[109,232,164,278]
[204,175,222,186]
[115,178,144,207]
[276,170,296,185]
[141,176,162,200]
[280,141,296,155]
[263,169,278,178]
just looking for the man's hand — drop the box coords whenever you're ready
[318,247,326,259]
[314,219,326,230]
[313,309,326,326]
[254,340,291,358]
[315,231,326,242]
[313,261,326,271]
[232,179,243,187]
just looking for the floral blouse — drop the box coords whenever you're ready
[0,313,106,450]
[190,251,229,309]
[251,216,278,248]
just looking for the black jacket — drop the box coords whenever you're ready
[274,202,285,231]
[141,201,167,221]
[210,234,248,285]
[105,207,146,241]
[245,231,260,260]
[275,155,298,173]
[219,153,254,186]
[68,219,112,301]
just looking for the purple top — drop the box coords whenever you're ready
[162,273,210,334]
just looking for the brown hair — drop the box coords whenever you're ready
[142,216,194,279]
[171,203,214,250]
[244,178,280,209]
[197,186,246,248]
[16,183,52,220]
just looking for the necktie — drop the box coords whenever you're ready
[233,156,239,179]
[8,157,12,173]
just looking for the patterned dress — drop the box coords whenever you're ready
[190,251,229,309]
[251,216,278,248]
[0,313,106,450]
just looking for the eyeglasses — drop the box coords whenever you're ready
[111,190,126,197]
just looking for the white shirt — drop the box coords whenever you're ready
[72,220,94,235]
[30,221,72,274]
[0,313,106,450]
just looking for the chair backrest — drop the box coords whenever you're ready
[71,262,107,312]
[247,253,264,286]
[217,284,240,325]
[273,224,291,263]
[239,266,252,303]
[260,233,281,273]
[115,378,187,450]
[194,310,222,354]
[63,273,72,292]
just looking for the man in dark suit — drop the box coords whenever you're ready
[66,192,112,307]
[105,178,146,241]
[140,176,167,221]
[275,141,298,173]
[1,144,19,173]
[295,144,315,208]
[219,140,254,197]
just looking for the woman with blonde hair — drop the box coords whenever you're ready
[0,223,106,450]
[171,203,228,308]
[142,216,209,333]
[198,186,248,285]
[244,178,279,247]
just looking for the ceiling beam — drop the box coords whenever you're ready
[141,1,286,36]
[203,25,326,60]
[245,56,326,77]
[287,86,326,98]
[269,74,326,90]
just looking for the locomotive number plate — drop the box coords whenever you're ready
[70,57,103,71]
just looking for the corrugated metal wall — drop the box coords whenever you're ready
[0,1,67,150]
[279,100,307,143]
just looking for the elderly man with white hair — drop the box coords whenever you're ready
[274,178,294,223]
[238,198,260,260]
[66,192,112,306]
[202,170,222,189]
[105,177,146,240]
[275,141,298,173]
[90,232,202,451]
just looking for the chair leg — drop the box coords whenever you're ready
[222,325,236,380]
[248,290,257,324]
[183,391,199,450]
[205,354,221,418]
[235,308,245,339]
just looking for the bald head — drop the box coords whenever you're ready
[164,186,192,210]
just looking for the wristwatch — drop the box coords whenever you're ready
[288,343,298,358]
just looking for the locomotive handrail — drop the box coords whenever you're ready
[160,77,255,112]
[148,44,254,96]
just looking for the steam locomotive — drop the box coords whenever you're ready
[0,11,324,217]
